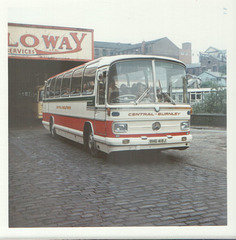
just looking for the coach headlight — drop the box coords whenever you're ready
[113,122,128,133]
[180,121,190,131]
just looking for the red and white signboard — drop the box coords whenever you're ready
[8,23,94,61]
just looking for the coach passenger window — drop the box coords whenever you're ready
[54,75,63,98]
[71,68,83,96]
[45,79,50,99]
[97,70,106,105]
[49,78,56,98]
[61,72,72,97]
[44,85,48,99]
[82,62,98,95]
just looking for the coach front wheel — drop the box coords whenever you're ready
[86,128,99,157]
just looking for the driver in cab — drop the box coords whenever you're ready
[108,77,119,103]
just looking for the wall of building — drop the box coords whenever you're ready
[148,38,180,59]
[179,42,192,64]
[94,37,183,62]
[8,23,93,127]
[200,55,220,72]
[187,67,202,76]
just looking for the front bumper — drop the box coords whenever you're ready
[95,133,192,153]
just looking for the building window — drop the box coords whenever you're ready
[196,92,201,100]
[95,49,99,56]
[191,93,196,102]
[103,49,107,56]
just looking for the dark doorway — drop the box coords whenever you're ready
[8,58,83,128]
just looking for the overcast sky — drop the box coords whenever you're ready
[6,0,235,62]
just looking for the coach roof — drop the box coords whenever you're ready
[94,54,185,68]
[48,55,185,80]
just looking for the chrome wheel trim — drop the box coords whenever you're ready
[87,130,98,156]
[50,121,56,137]
[88,131,95,150]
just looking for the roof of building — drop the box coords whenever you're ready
[94,41,131,49]
[94,42,129,49]
[119,42,142,51]
[187,78,201,87]
[146,37,179,49]
[198,71,226,79]
[205,46,219,53]
[118,37,179,52]
[94,37,179,52]
[200,47,227,62]
[204,46,226,54]
[186,63,201,68]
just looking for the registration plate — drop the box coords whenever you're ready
[149,138,167,144]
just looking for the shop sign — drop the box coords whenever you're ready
[8,23,94,61]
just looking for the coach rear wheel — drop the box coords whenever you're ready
[50,119,57,138]
[86,127,99,157]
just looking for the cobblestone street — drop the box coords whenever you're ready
[9,124,227,227]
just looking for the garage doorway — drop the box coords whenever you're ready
[9,58,83,128]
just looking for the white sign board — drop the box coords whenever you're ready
[8,23,94,61]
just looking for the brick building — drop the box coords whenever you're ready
[94,42,131,59]
[8,23,94,126]
[179,42,192,65]
[186,63,202,76]
[186,47,227,77]
[200,47,226,73]
[94,37,192,64]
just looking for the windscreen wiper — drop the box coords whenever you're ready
[158,79,175,105]
[135,87,151,104]
[163,92,176,105]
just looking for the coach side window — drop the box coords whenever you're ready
[54,75,63,98]
[82,62,98,95]
[61,72,72,97]
[45,79,50,99]
[71,68,83,96]
[97,70,107,105]
[49,78,56,98]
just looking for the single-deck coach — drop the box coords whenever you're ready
[42,55,192,156]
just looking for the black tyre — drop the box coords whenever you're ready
[85,127,99,157]
[50,119,57,138]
